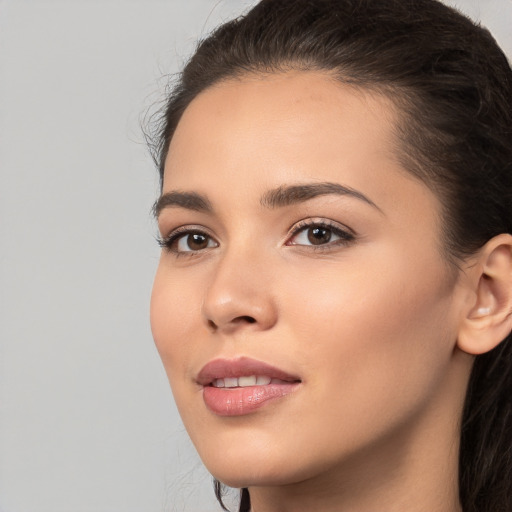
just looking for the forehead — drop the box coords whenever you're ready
[167,72,400,174]
[163,71,434,218]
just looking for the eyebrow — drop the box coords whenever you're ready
[153,181,381,218]
[260,182,381,211]
[153,191,213,217]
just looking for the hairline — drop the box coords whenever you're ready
[161,65,464,269]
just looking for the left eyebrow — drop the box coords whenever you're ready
[153,191,213,218]
[260,182,382,212]
[153,181,382,218]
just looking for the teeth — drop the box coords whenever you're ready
[224,377,238,388]
[211,375,273,388]
[238,375,257,387]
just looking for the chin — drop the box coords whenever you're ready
[196,436,329,489]
[209,462,303,489]
[197,441,287,487]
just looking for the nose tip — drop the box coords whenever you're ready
[201,265,278,334]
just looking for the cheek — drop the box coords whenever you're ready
[280,249,458,427]
[149,240,461,486]
[150,263,199,383]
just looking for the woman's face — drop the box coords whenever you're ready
[151,72,469,488]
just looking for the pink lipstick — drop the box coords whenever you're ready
[197,357,301,416]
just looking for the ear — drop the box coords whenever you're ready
[458,234,512,355]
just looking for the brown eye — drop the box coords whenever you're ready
[307,227,332,245]
[288,221,355,248]
[186,233,209,250]
[174,231,217,253]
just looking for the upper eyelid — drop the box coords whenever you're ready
[164,219,354,236]
[158,225,218,248]
[157,226,219,255]
[287,217,356,237]
[160,223,215,239]
[156,208,214,232]
[159,217,356,249]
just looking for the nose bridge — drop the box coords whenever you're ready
[201,240,277,332]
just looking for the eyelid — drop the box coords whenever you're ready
[285,218,356,247]
[157,224,219,255]
[156,218,356,255]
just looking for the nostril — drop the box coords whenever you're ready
[235,315,257,324]
[205,315,258,332]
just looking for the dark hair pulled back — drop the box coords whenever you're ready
[150,1,512,511]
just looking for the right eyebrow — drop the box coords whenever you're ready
[153,191,213,218]
[260,182,381,212]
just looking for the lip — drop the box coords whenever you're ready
[197,356,301,385]
[197,357,301,416]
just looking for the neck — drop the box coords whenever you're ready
[248,351,472,512]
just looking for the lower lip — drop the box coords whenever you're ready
[202,383,299,416]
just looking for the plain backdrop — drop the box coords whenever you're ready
[1,1,511,511]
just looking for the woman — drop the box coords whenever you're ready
[149,1,512,511]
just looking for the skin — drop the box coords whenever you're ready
[150,71,504,512]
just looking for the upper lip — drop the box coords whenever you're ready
[196,356,301,385]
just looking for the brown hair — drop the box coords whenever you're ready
[149,1,512,510]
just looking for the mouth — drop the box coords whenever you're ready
[211,375,291,388]
[197,357,302,416]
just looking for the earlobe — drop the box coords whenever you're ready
[457,234,512,355]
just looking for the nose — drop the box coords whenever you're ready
[201,251,278,334]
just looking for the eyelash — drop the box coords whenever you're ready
[157,219,356,256]
[157,225,216,257]
[286,219,356,250]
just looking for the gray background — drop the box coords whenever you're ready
[1,1,511,511]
